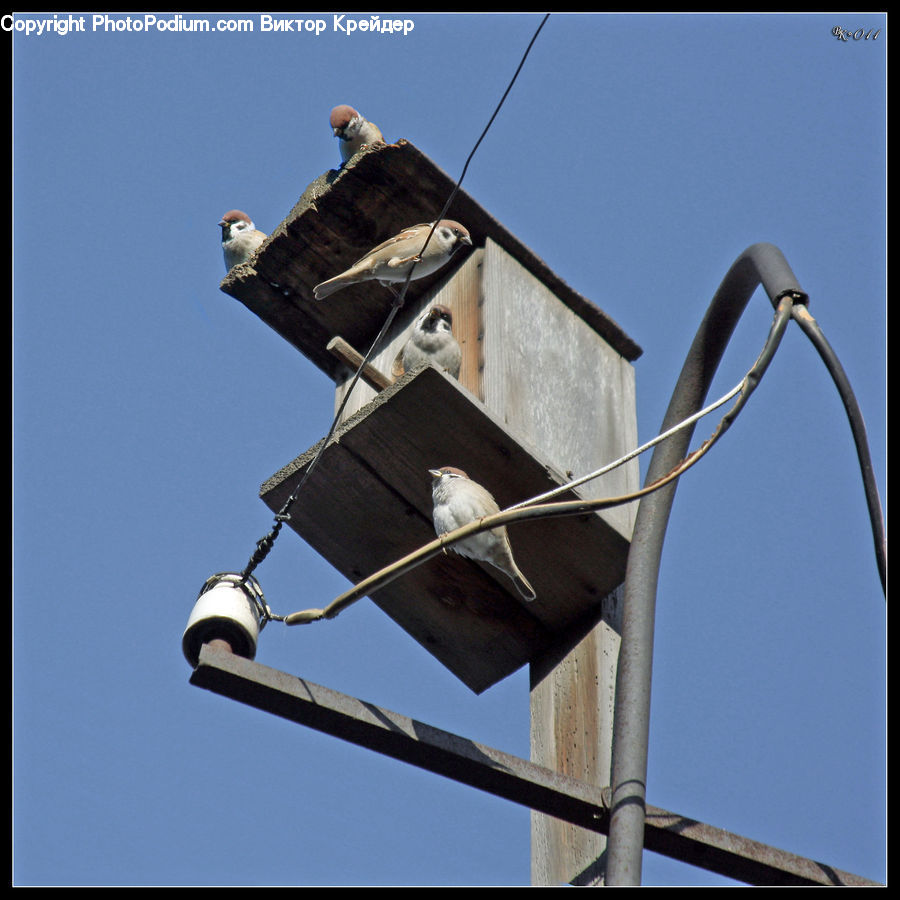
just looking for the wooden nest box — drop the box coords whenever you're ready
[220,140,642,694]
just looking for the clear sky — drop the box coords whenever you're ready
[12,12,885,887]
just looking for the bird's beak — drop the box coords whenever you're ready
[428,469,443,479]
[461,233,473,246]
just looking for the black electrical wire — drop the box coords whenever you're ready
[240,14,551,585]
[790,304,886,595]
[238,300,404,585]
[605,241,886,884]
[282,294,797,624]
[430,13,549,232]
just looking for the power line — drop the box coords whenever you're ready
[281,293,798,625]
[240,14,551,586]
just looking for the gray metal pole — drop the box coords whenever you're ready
[604,244,807,885]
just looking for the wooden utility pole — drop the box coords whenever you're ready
[220,140,641,884]
[195,141,881,888]
[529,588,623,885]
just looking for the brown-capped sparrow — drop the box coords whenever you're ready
[219,210,266,271]
[429,467,536,601]
[394,304,462,379]
[330,104,385,164]
[313,221,472,301]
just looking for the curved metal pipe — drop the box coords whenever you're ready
[605,243,807,885]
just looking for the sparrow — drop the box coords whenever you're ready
[313,221,472,301]
[393,304,462,379]
[219,210,266,270]
[330,104,385,164]
[429,467,536,601]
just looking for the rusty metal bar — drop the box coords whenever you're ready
[189,642,878,886]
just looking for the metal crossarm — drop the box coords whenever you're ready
[190,643,879,887]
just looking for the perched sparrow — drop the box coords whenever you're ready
[219,210,266,270]
[429,467,536,601]
[330,104,385,164]
[313,221,472,301]
[393,305,462,379]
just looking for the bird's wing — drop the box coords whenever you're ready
[353,223,430,264]
[385,252,422,269]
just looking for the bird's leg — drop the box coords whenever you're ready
[382,283,405,308]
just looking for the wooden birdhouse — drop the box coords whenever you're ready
[220,140,642,695]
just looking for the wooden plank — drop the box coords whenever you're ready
[219,141,641,382]
[481,240,639,540]
[326,336,394,392]
[260,366,632,690]
[260,432,547,694]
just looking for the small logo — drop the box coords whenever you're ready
[832,26,882,41]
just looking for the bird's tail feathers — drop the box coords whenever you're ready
[312,276,347,300]
[511,569,536,602]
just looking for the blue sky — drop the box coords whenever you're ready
[12,12,885,887]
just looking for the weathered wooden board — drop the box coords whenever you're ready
[480,240,640,539]
[219,140,641,382]
[260,366,631,692]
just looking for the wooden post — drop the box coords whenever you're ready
[530,588,623,885]
[221,142,642,879]
[327,238,638,884]
[474,242,637,885]
[471,241,637,885]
